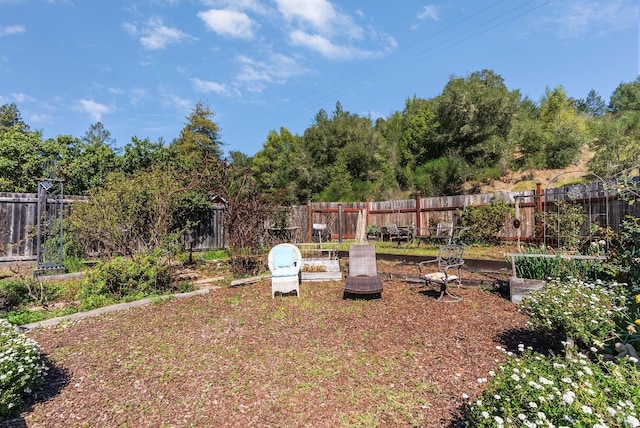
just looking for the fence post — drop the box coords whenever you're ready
[415,192,422,231]
[338,204,343,243]
[535,183,543,241]
[306,199,312,243]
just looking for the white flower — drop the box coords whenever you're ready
[562,391,575,404]
[482,411,490,419]
[625,415,640,427]
[529,401,538,408]
[581,405,593,415]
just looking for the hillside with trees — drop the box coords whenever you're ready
[2,69,640,204]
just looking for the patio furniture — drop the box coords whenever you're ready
[384,224,413,246]
[344,244,383,297]
[431,222,454,244]
[268,243,302,298]
[417,244,465,302]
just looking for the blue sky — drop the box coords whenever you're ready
[1,0,638,157]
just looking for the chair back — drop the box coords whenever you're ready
[436,222,453,237]
[438,244,464,268]
[348,245,378,277]
[268,243,302,273]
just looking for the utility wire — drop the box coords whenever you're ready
[221,0,552,151]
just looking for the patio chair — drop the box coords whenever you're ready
[268,243,302,298]
[431,221,454,244]
[417,244,465,302]
[344,244,383,297]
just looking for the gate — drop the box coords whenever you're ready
[35,178,65,275]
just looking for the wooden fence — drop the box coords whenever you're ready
[2,179,639,262]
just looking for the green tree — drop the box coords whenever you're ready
[171,101,223,168]
[537,86,587,169]
[252,128,303,204]
[121,136,168,175]
[433,69,520,167]
[587,111,640,177]
[576,89,607,116]
[0,125,58,192]
[0,103,28,133]
[609,76,640,112]
[60,123,120,194]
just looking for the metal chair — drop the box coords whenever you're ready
[417,244,465,302]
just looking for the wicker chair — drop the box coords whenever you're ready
[344,244,383,297]
[268,243,302,298]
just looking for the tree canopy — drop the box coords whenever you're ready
[2,70,640,202]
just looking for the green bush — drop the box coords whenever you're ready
[467,349,640,427]
[78,254,192,309]
[0,319,48,417]
[459,197,514,244]
[82,254,172,299]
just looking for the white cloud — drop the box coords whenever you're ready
[76,99,112,122]
[11,92,34,103]
[418,5,440,21]
[198,9,255,39]
[191,78,232,95]
[289,30,395,61]
[0,24,25,36]
[201,0,269,15]
[158,90,191,110]
[544,0,637,39]
[234,53,309,92]
[276,0,362,39]
[123,17,196,50]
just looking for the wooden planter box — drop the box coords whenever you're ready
[509,277,545,304]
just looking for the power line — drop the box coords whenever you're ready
[221,0,552,151]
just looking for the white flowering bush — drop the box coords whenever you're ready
[0,319,48,417]
[467,349,640,427]
[521,277,626,349]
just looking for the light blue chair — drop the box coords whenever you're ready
[268,243,302,298]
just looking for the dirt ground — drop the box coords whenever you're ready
[5,261,558,428]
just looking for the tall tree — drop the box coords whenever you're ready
[171,101,223,167]
[538,86,587,168]
[576,89,607,116]
[252,128,303,204]
[434,69,520,167]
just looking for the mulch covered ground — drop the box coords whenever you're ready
[7,261,555,428]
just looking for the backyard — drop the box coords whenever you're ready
[4,257,545,427]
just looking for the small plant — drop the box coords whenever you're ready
[0,319,48,417]
[512,246,610,281]
[466,348,640,427]
[202,249,228,261]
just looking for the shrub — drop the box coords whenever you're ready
[520,278,625,350]
[467,349,640,427]
[459,197,514,244]
[80,254,173,301]
[0,319,48,417]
